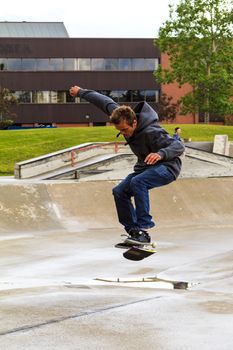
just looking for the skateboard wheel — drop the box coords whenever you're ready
[152,242,157,248]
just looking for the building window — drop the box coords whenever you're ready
[0,58,7,70]
[57,91,66,103]
[78,58,91,70]
[144,58,159,71]
[50,91,66,103]
[7,58,22,70]
[21,59,36,71]
[131,90,145,102]
[145,90,159,102]
[105,59,118,71]
[63,58,75,70]
[16,91,32,103]
[13,90,159,104]
[50,58,63,71]
[32,91,50,103]
[92,58,105,70]
[119,58,131,71]
[36,59,50,71]
[50,91,58,103]
[108,90,120,102]
[1,57,159,71]
[118,90,131,102]
[132,59,145,71]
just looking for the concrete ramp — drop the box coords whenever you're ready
[14,142,132,180]
[0,177,232,234]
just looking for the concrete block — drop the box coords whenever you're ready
[213,135,229,156]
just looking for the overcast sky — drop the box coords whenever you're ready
[1,0,181,38]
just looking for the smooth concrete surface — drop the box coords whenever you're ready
[0,178,233,350]
[75,149,233,180]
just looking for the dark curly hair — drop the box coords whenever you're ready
[110,105,136,126]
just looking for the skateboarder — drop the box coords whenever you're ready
[69,86,185,244]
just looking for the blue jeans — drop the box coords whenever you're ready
[112,164,175,233]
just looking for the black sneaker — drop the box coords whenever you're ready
[127,228,151,244]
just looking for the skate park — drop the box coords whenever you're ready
[0,139,233,350]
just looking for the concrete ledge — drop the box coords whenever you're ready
[14,142,129,179]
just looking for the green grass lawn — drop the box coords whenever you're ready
[0,124,233,176]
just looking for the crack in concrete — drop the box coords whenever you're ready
[0,296,163,336]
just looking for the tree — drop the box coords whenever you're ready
[155,92,180,122]
[154,0,233,123]
[0,87,17,129]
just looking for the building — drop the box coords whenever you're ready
[0,21,194,127]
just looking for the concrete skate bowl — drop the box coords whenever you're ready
[1,177,233,350]
[0,177,232,235]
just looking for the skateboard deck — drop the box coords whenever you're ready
[115,239,157,261]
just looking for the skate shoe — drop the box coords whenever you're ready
[127,228,151,244]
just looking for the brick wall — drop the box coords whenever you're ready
[161,53,196,124]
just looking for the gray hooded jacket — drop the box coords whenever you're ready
[77,89,185,178]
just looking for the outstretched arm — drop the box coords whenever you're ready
[69,86,119,115]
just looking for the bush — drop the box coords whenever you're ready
[0,119,13,129]
[225,115,233,126]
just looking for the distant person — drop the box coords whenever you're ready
[173,127,182,141]
[69,86,185,244]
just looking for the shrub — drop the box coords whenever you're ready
[225,115,233,126]
[0,119,13,129]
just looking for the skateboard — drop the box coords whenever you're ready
[115,237,157,261]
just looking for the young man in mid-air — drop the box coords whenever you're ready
[70,86,185,244]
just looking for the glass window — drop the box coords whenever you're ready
[34,91,50,103]
[78,58,91,70]
[50,91,65,103]
[109,90,120,102]
[145,90,155,102]
[36,59,50,71]
[119,58,131,71]
[145,58,159,71]
[63,58,75,71]
[50,91,58,103]
[7,59,22,70]
[92,58,105,70]
[21,59,36,71]
[50,58,63,71]
[118,90,131,102]
[131,90,145,102]
[139,90,146,101]
[145,90,159,102]
[32,91,37,103]
[16,91,32,103]
[0,58,7,71]
[57,91,66,103]
[12,91,21,101]
[105,59,118,71]
[132,59,145,71]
